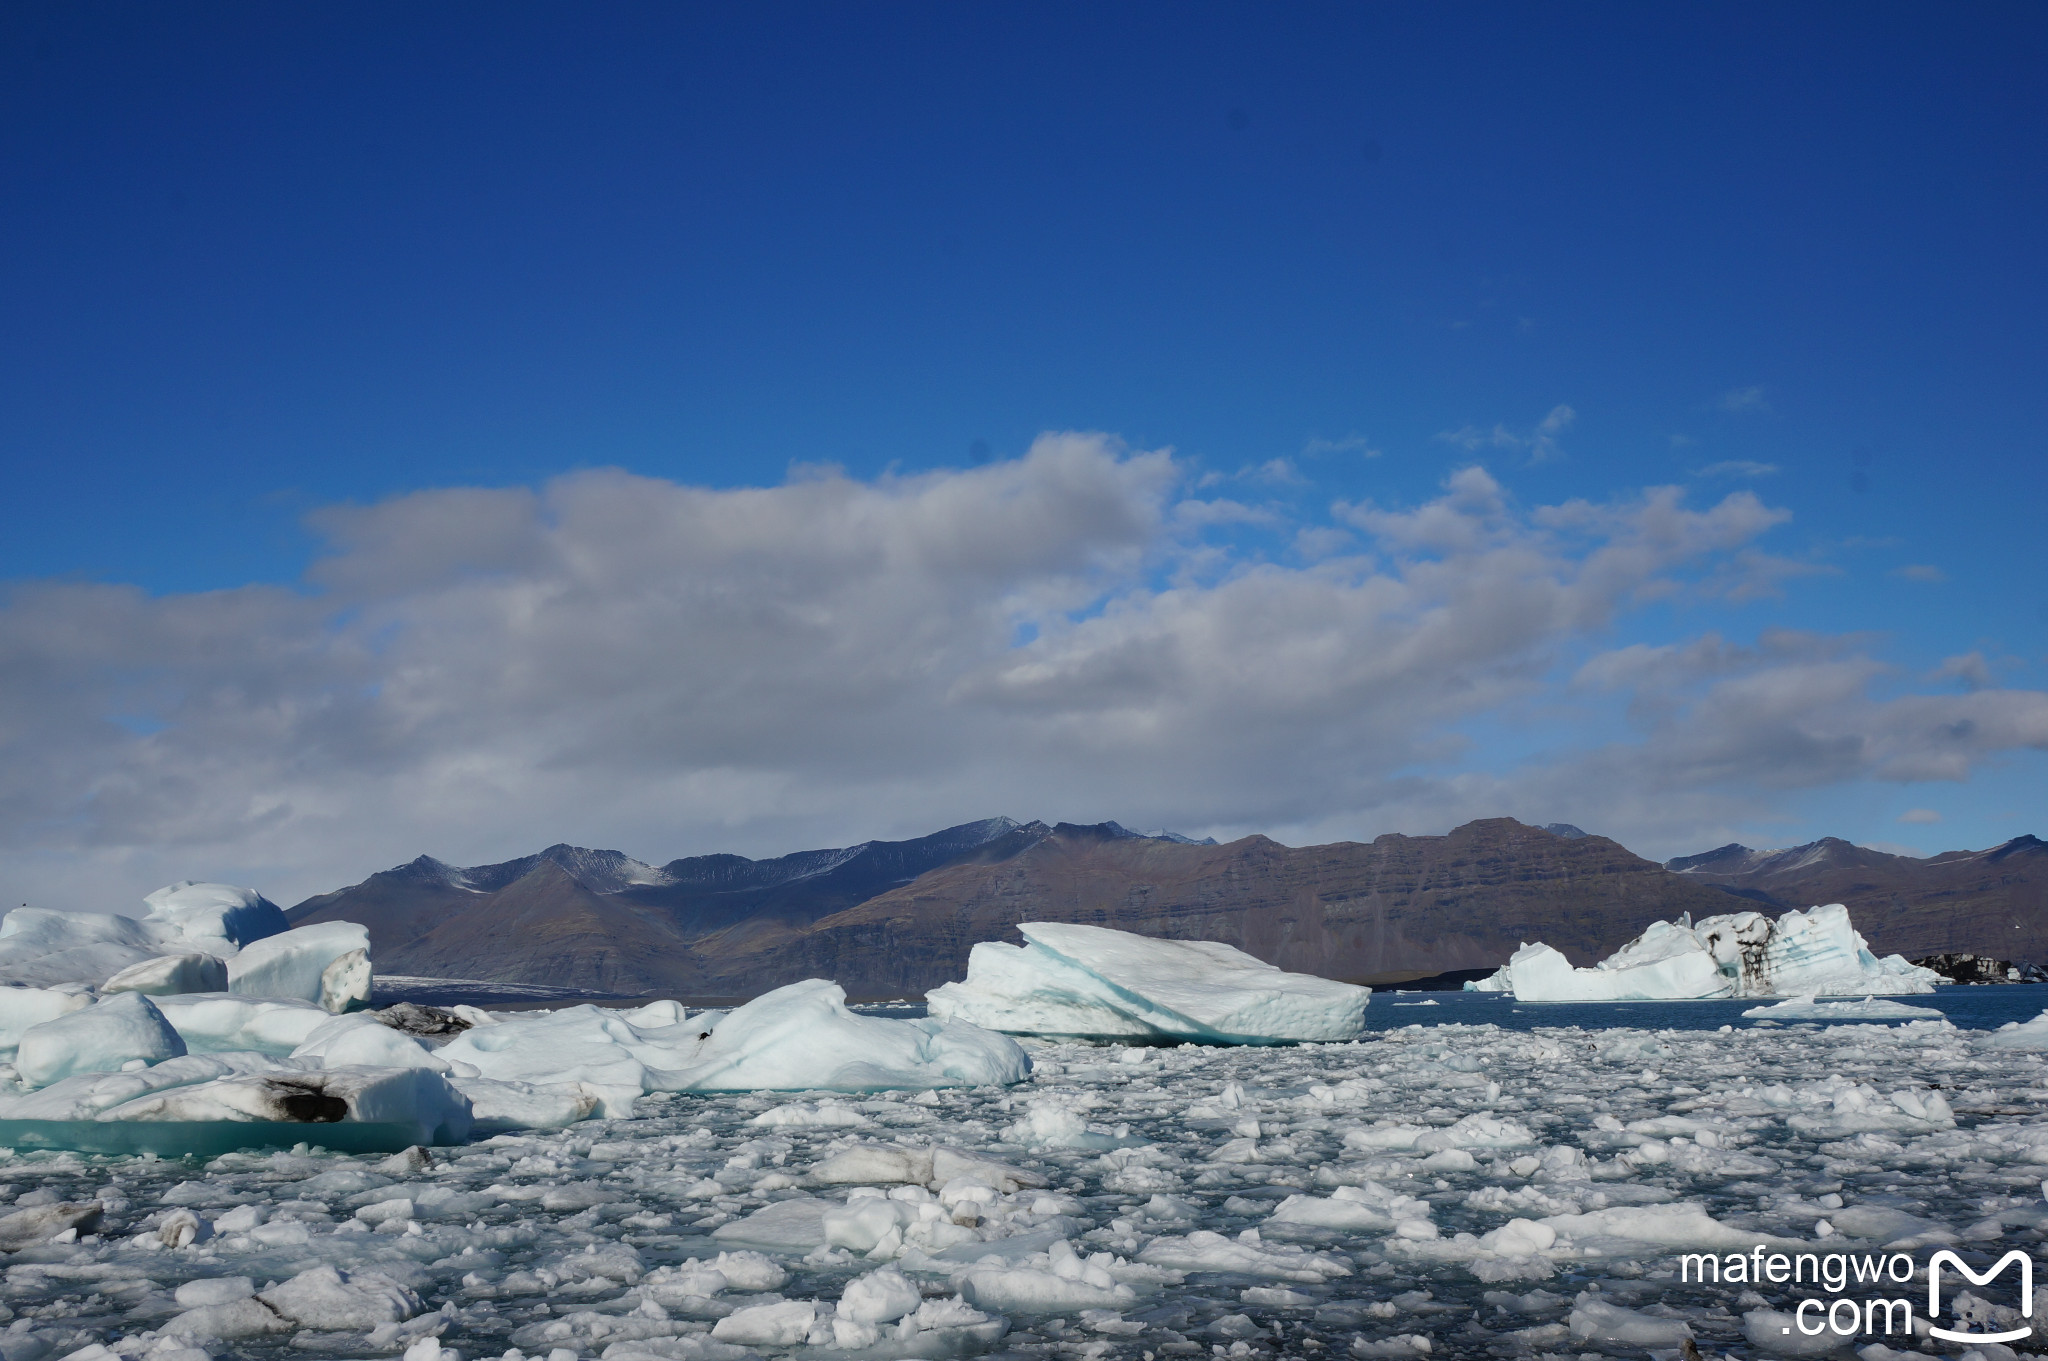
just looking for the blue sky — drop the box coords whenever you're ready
[2,4,2044,906]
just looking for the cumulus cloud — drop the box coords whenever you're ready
[2,432,2043,910]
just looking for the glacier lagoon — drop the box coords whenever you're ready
[3,985,2048,1361]
[5,893,2048,1361]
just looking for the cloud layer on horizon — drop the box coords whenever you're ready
[4,433,2044,910]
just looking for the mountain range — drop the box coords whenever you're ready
[286,816,2048,999]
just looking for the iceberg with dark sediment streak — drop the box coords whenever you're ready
[1468,903,1940,1001]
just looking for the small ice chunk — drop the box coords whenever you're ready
[839,1267,922,1323]
[1742,995,1943,1021]
[711,1198,832,1252]
[1569,1292,1693,1347]
[959,1240,1138,1312]
[710,1300,818,1346]
[0,1200,102,1249]
[1137,1230,1352,1282]
[810,1142,1045,1192]
[751,1100,871,1127]
[258,1265,423,1330]
[174,1277,256,1308]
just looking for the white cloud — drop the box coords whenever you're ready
[1929,652,1991,688]
[1717,385,1771,414]
[1693,460,1780,479]
[1891,563,1948,583]
[1897,808,1943,824]
[1,432,2042,910]
[1434,404,1576,464]
[1302,434,1382,459]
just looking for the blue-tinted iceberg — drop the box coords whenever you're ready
[1469,903,1939,1001]
[925,922,1372,1043]
[0,881,287,996]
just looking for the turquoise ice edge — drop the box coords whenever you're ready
[0,1118,442,1157]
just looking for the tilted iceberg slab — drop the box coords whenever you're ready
[926,922,1371,1043]
[1470,903,1940,1001]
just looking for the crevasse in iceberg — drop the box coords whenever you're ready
[926,921,1371,1043]
[1467,903,1939,1000]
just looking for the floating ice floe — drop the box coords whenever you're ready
[1469,903,1940,1000]
[1984,1007,2048,1049]
[0,1050,473,1153]
[1740,994,1944,1021]
[926,921,1371,1042]
[441,979,1030,1114]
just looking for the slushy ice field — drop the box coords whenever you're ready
[9,987,2048,1361]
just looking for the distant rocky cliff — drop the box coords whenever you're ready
[291,817,2048,999]
[703,819,1737,996]
[289,817,1711,996]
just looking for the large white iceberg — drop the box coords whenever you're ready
[926,922,1371,1043]
[0,882,286,995]
[1469,903,1940,1000]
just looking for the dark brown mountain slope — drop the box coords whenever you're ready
[379,860,698,994]
[700,818,1739,996]
[1669,834,2048,960]
[291,817,2048,998]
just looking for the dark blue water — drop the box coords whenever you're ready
[854,983,2048,1033]
[1367,982,2048,1032]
